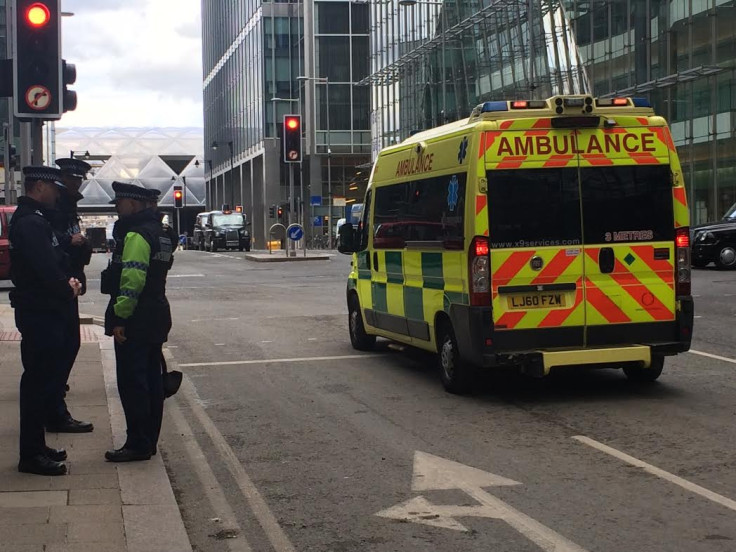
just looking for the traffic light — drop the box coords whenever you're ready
[282,114,301,163]
[13,0,62,119]
[268,205,275,218]
[277,206,283,218]
[173,186,183,208]
[235,205,243,213]
[62,59,77,113]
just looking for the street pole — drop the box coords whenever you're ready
[3,121,11,205]
[228,141,234,208]
[326,79,332,249]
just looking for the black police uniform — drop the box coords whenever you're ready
[10,167,74,475]
[102,182,173,461]
[46,158,94,431]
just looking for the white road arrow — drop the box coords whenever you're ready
[376,451,589,552]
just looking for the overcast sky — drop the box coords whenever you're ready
[59,0,203,128]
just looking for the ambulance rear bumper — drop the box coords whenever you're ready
[450,296,694,370]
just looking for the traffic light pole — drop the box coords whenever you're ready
[32,119,44,165]
[289,163,295,226]
[2,118,11,205]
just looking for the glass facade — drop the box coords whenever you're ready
[201,0,371,245]
[368,0,736,224]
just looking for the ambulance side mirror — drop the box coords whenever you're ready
[338,223,359,254]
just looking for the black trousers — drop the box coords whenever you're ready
[47,298,80,424]
[15,308,68,459]
[114,339,164,453]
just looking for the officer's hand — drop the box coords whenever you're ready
[113,326,127,344]
[71,233,86,246]
[68,278,82,297]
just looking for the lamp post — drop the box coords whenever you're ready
[227,140,234,210]
[297,75,330,247]
[210,141,218,208]
[399,0,447,123]
[270,97,300,224]
[69,150,90,160]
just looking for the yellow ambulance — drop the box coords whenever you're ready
[338,95,694,393]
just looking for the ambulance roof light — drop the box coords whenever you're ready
[632,97,651,108]
[480,101,508,113]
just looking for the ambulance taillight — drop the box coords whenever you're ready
[675,227,691,296]
[469,236,490,306]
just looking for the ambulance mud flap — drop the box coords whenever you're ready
[448,304,494,367]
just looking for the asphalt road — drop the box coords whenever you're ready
[26,252,736,551]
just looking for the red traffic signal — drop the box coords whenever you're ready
[282,114,301,163]
[27,3,51,26]
[173,185,183,208]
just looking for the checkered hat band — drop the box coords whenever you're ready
[115,191,148,201]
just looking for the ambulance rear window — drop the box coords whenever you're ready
[581,165,674,244]
[488,168,582,249]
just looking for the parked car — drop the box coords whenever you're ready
[201,210,251,252]
[192,211,211,251]
[691,203,736,269]
[0,205,16,279]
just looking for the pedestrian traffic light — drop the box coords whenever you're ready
[173,186,183,208]
[277,206,283,218]
[282,114,301,163]
[13,0,62,119]
[62,59,77,113]
[269,205,275,218]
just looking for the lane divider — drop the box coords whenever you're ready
[573,435,736,513]
[688,349,736,365]
[179,354,372,368]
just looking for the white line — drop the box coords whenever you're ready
[169,274,205,278]
[261,340,273,344]
[179,375,297,552]
[215,343,226,346]
[179,354,369,368]
[688,349,736,365]
[573,436,736,513]
[168,397,253,552]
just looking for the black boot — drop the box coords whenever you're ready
[104,447,151,463]
[44,446,68,462]
[46,417,94,433]
[18,454,67,476]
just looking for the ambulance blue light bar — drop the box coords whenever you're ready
[480,101,508,112]
[632,97,651,107]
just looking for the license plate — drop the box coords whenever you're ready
[507,293,566,310]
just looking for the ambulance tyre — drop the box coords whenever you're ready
[437,320,475,395]
[348,294,375,351]
[623,355,664,382]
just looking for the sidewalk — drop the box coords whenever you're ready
[0,305,191,552]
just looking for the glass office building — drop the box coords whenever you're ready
[366,0,736,225]
[201,0,372,246]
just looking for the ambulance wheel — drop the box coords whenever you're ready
[437,321,475,394]
[624,356,664,382]
[715,245,736,269]
[348,295,375,351]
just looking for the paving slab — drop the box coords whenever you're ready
[0,490,67,508]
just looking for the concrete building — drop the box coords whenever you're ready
[201,0,372,247]
[365,0,736,225]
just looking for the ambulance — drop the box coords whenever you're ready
[338,95,694,393]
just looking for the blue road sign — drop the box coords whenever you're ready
[310,195,322,206]
[287,226,304,241]
[313,216,323,227]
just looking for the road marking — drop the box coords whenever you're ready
[377,451,588,551]
[190,317,240,323]
[215,343,226,346]
[168,396,253,552]
[688,349,736,365]
[261,340,273,344]
[694,315,703,319]
[179,375,297,552]
[573,436,736,513]
[308,338,318,341]
[169,273,205,278]
[179,354,369,368]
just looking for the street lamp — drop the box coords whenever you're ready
[400,0,447,124]
[227,140,234,210]
[270,97,301,225]
[297,75,331,248]
[69,150,90,159]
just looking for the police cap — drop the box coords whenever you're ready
[109,181,149,204]
[22,166,66,189]
[55,157,91,179]
[146,188,162,201]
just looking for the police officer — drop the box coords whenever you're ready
[43,157,95,433]
[146,187,179,254]
[102,182,174,462]
[10,167,82,476]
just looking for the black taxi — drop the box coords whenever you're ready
[199,210,251,252]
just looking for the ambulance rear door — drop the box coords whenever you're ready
[576,123,677,345]
[484,127,585,350]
